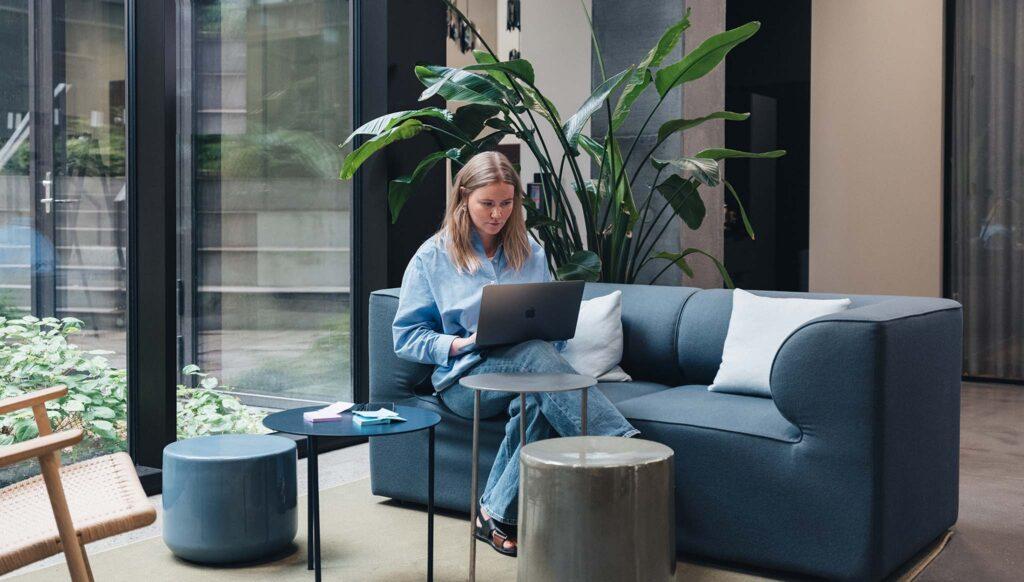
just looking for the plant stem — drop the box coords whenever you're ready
[429,126,474,148]
[649,257,681,284]
[625,165,664,279]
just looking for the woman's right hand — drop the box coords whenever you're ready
[450,332,478,357]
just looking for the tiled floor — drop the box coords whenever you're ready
[6,381,1023,580]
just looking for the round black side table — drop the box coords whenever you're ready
[263,405,441,582]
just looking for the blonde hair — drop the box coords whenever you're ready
[437,151,531,274]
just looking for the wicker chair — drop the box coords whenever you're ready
[0,386,156,581]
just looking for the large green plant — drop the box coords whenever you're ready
[340,2,783,285]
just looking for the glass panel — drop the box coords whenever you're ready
[950,0,1024,381]
[176,0,352,436]
[0,0,128,487]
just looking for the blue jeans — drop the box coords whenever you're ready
[439,339,639,525]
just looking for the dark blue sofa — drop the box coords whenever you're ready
[368,283,962,580]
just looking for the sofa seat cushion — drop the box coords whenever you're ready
[597,381,670,405]
[615,385,802,443]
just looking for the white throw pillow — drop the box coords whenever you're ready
[709,289,851,397]
[562,291,632,382]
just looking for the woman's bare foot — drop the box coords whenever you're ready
[478,507,516,552]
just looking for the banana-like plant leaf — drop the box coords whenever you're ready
[651,157,720,186]
[518,81,561,125]
[471,50,514,88]
[651,248,734,287]
[416,65,510,106]
[563,67,633,148]
[655,174,704,230]
[471,130,508,154]
[684,248,735,288]
[652,250,694,278]
[485,117,516,133]
[724,179,756,240]
[611,11,691,130]
[451,104,502,140]
[604,137,638,228]
[556,250,602,281]
[343,108,451,146]
[464,59,536,85]
[387,149,457,223]
[654,21,760,97]
[577,134,604,162]
[656,111,749,143]
[340,119,426,179]
[693,147,786,161]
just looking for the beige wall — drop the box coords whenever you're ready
[446,0,498,69]
[809,0,944,296]
[519,0,592,238]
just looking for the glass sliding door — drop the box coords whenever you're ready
[177,0,352,434]
[949,0,1024,382]
[0,0,128,486]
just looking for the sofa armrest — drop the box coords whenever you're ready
[769,297,962,433]
[769,297,962,572]
[369,289,433,402]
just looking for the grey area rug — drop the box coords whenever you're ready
[12,477,948,581]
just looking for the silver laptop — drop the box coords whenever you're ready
[475,281,586,348]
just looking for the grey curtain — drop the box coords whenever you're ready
[950,0,1024,380]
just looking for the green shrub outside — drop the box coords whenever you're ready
[0,315,264,456]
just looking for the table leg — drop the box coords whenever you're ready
[303,434,311,569]
[428,426,435,582]
[306,435,313,571]
[469,390,480,582]
[309,435,321,582]
[582,386,589,435]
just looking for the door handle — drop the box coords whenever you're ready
[39,171,78,213]
[40,171,53,213]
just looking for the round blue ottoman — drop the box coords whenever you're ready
[162,434,297,564]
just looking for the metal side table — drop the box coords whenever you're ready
[263,405,441,582]
[457,372,596,582]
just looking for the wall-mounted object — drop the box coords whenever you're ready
[507,0,521,31]
[509,49,521,60]
[459,18,475,52]
[447,7,459,41]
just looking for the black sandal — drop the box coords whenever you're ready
[474,513,518,557]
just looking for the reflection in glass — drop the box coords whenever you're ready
[177,0,352,432]
[950,0,1024,381]
[0,0,128,487]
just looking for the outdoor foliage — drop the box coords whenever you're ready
[0,316,264,453]
[0,120,125,177]
[339,1,784,285]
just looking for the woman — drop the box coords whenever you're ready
[392,152,638,556]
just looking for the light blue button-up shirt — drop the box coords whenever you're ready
[393,228,558,392]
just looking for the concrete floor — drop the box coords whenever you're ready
[918,382,1024,581]
[5,381,1023,581]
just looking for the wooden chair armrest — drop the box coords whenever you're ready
[0,428,83,467]
[0,385,68,415]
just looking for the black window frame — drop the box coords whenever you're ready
[125,0,446,493]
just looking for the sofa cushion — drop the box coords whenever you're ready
[583,283,697,387]
[562,291,631,381]
[614,385,802,443]
[677,288,897,386]
[710,289,851,397]
[596,380,670,405]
